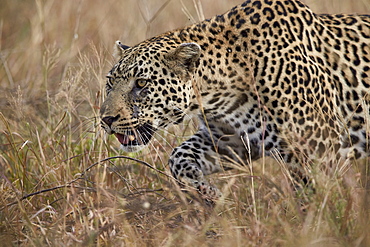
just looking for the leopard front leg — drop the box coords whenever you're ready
[169,127,223,199]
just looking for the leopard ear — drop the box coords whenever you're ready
[113,40,130,60]
[166,43,201,72]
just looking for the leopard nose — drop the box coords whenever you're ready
[101,115,120,127]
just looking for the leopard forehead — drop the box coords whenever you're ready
[109,42,167,79]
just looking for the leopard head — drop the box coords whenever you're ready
[100,40,201,152]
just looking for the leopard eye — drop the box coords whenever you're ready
[136,79,147,88]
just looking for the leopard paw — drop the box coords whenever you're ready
[198,184,222,200]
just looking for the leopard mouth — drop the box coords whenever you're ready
[113,123,155,148]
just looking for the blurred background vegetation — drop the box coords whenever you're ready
[0,0,369,246]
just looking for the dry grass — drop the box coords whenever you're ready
[0,0,369,246]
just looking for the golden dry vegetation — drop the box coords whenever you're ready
[0,0,370,246]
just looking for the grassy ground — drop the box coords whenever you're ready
[1,0,370,246]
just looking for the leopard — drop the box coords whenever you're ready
[100,0,370,198]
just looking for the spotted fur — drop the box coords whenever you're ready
[100,0,370,198]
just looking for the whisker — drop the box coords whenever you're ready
[125,129,131,149]
[136,130,161,165]
[143,132,170,170]
[145,125,176,150]
[152,118,196,140]
[67,117,102,147]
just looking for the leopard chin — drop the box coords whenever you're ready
[119,143,147,153]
